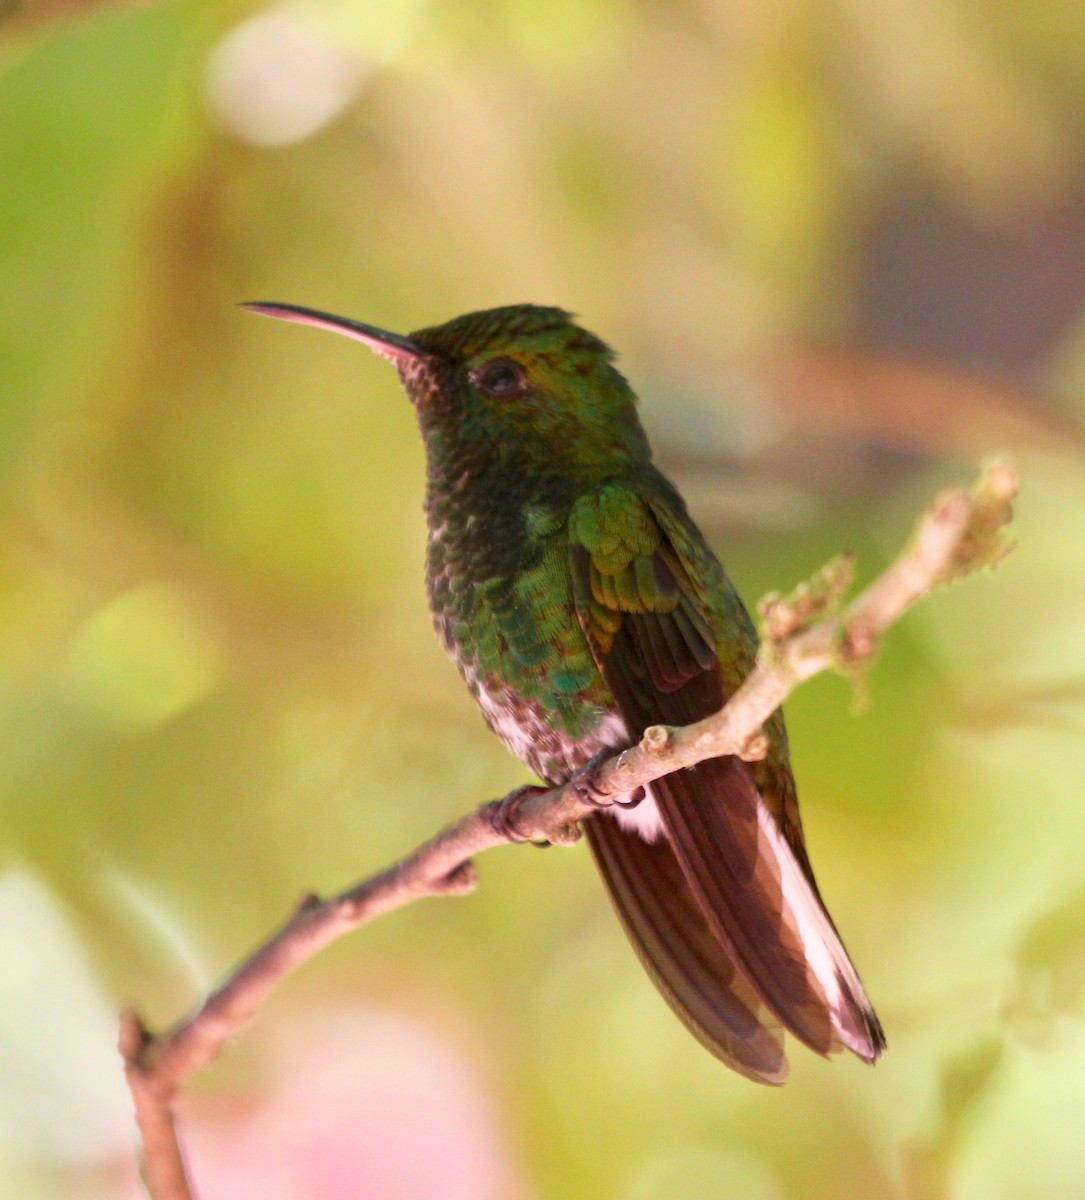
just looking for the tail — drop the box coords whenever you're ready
[648,756,885,1063]
[586,812,790,1084]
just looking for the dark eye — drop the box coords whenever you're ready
[473,357,529,397]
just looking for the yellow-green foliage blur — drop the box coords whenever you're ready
[4,1,1085,1197]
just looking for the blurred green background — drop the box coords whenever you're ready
[4,0,1085,1197]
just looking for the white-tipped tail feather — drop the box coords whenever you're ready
[753,794,880,1058]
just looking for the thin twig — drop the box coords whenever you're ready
[120,462,1016,1199]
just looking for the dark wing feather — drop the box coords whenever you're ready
[569,487,885,1064]
[585,812,788,1084]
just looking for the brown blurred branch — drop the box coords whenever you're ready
[119,462,1016,1200]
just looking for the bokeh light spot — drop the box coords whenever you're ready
[61,582,222,733]
[205,6,368,147]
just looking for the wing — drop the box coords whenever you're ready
[568,482,885,1064]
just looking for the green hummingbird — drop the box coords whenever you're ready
[244,300,885,1083]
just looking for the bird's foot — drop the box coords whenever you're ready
[615,786,646,810]
[488,784,552,846]
[569,751,644,810]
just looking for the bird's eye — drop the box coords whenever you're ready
[473,358,529,398]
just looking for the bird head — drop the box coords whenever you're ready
[244,302,651,480]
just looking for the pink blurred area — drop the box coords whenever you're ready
[186,1007,526,1200]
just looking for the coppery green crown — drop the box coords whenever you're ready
[408,304,613,363]
[400,305,651,486]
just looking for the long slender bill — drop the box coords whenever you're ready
[242,302,426,365]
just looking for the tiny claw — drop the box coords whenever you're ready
[614,785,646,809]
[490,784,550,844]
[569,749,616,809]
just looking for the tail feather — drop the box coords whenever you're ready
[651,759,885,1062]
[586,812,789,1084]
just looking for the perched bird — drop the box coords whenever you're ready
[244,301,885,1083]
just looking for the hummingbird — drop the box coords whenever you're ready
[244,300,885,1083]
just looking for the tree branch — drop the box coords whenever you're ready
[119,462,1016,1200]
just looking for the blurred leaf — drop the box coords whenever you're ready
[1006,886,1085,1046]
[903,1039,1005,1200]
[0,1,203,487]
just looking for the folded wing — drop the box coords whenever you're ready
[568,485,885,1065]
